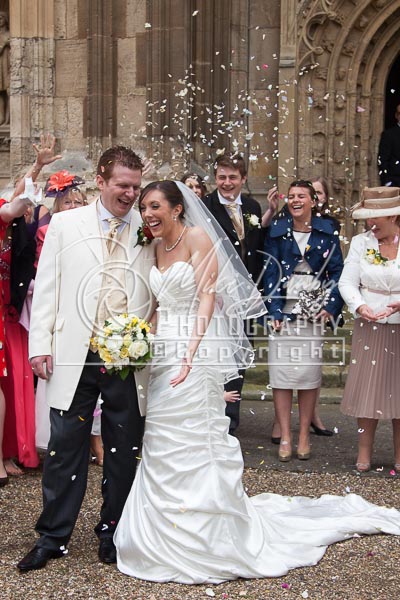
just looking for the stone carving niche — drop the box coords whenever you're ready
[0,2,10,182]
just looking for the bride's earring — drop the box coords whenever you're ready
[173,215,177,221]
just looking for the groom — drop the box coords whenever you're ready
[18,146,155,571]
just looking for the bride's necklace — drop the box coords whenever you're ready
[165,225,187,252]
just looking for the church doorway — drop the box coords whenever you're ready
[384,52,400,129]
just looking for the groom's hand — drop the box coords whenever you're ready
[30,355,53,380]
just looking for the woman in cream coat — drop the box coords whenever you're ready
[339,186,400,473]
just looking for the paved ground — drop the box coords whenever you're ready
[238,399,397,477]
[1,399,399,599]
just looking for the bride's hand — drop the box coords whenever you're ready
[170,357,192,388]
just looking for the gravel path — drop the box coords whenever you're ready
[1,464,399,600]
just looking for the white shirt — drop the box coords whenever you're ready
[339,230,400,324]
[98,198,131,233]
[217,191,243,218]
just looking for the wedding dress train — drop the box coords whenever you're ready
[114,262,400,584]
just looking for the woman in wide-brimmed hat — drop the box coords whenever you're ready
[339,186,400,473]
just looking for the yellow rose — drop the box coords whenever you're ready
[120,347,129,359]
[123,333,132,347]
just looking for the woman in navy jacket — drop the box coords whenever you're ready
[263,180,344,462]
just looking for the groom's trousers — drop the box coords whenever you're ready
[35,350,144,551]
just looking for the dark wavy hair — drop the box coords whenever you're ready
[139,180,185,220]
[180,173,208,198]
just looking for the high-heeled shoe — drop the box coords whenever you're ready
[0,475,9,487]
[278,441,292,462]
[297,449,311,460]
[271,436,281,445]
[310,422,333,437]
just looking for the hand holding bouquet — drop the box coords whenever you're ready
[91,313,153,380]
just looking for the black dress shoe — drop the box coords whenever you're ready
[99,538,116,564]
[17,546,65,572]
[271,436,281,445]
[310,422,334,437]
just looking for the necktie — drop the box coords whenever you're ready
[106,217,123,252]
[225,203,244,240]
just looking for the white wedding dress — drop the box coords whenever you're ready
[115,262,400,584]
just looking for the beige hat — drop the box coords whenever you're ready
[351,186,400,219]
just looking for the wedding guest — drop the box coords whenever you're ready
[181,173,207,199]
[311,176,341,234]
[2,136,62,475]
[263,180,343,461]
[265,177,340,442]
[339,186,400,472]
[203,154,264,434]
[378,104,400,187]
[0,189,41,485]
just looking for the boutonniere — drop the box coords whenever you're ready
[365,248,388,266]
[244,213,261,230]
[136,223,154,247]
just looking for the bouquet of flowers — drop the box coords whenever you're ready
[91,313,153,380]
[291,288,331,319]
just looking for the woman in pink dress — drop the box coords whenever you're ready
[0,193,39,485]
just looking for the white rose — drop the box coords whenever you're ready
[118,356,130,366]
[365,253,375,264]
[105,338,121,353]
[128,340,149,359]
[108,319,123,332]
[248,214,260,227]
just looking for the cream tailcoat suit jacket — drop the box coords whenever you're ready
[29,200,156,415]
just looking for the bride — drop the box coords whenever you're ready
[114,180,400,584]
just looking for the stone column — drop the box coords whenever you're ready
[9,0,55,175]
[85,0,115,158]
[278,0,297,192]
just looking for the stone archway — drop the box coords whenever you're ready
[384,52,400,129]
[294,0,400,237]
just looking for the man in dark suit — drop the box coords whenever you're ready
[203,154,264,434]
[378,104,400,187]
